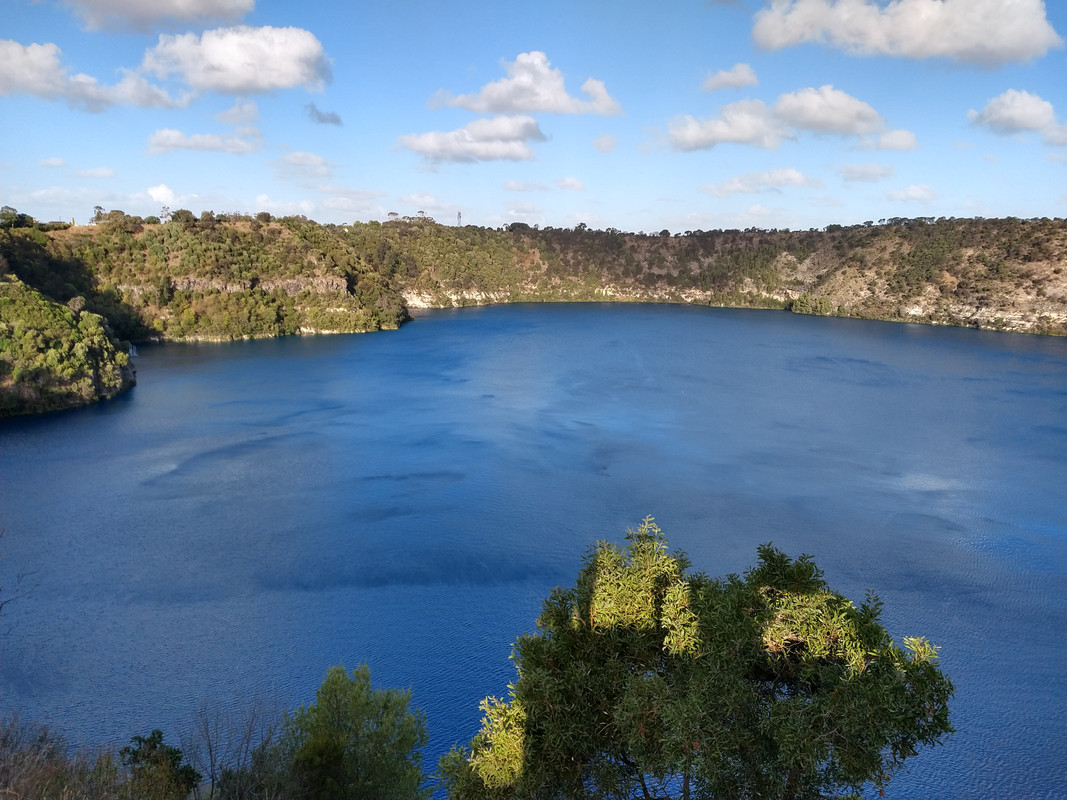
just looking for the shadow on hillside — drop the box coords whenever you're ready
[0,231,152,342]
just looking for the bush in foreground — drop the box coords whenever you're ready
[441,518,954,800]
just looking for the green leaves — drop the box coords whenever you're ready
[285,664,430,800]
[444,522,954,800]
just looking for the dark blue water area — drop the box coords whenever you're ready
[1,303,1065,799]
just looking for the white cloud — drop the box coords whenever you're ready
[0,39,190,111]
[669,99,786,150]
[78,166,115,178]
[397,115,548,163]
[147,127,263,154]
[63,0,253,31]
[702,63,758,91]
[147,184,176,204]
[142,26,331,93]
[837,163,893,182]
[774,85,883,134]
[752,0,1064,66]
[0,41,69,96]
[701,167,821,197]
[556,177,585,191]
[274,151,334,181]
[39,157,67,168]
[889,184,935,203]
[968,89,1067,146]
[217,100,259,125]
[432,51,621,115]
[593,134,617,153]
[670,84,912,152]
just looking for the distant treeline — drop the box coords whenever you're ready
[1,205,1064,416]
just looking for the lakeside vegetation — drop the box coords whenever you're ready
[0,525,953,800]
[2,205,1064,416]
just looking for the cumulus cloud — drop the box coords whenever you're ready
[968,89,1067,146]
[701,167,821,197]
[274,151,334,181]
[670,84,912,151]
[670,99,786,150]
[397,115,548,163]
[147,127,263,154]
[432,51,621,115]
[774,85,883,134]
[147,184,176,204]
[39,157,67,168]
[63,0,253,31]
[556,177,585,191]
[752,0,1064,66]
[889,184,935,203]
[306,102,342,126]
[0,39,190,110]
[837,163,893,182]
[142,26,331,93]
[702,63,758,91]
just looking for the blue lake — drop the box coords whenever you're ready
[1,303,1065,799]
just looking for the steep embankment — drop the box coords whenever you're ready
[0,274,135,417]
[2,212,1065,417]
[345,217,1066,335]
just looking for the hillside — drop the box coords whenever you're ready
[0,273,135,417]
[356,216,1066,335]
[1,210,1064,417]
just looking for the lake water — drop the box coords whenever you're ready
[1,303,1065,799]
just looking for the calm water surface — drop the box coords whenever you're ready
[1,304,1065,799]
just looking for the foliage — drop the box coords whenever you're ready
[790,293,834,315]
[120,729,201,800]
[0,717,203,800]
[441,519,954,800]
[281,664,430,800]
[0,274,134,418]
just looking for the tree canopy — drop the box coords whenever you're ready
[440,518,954,800]
[281,664,430,800]
[120,729,201,800]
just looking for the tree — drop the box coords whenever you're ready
[440,519,954,800]
[283,664,429,800]
[170,209,196,227]
[181,697,286,800]
[120,729,201,800]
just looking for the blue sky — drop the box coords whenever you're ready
[2,0,1065,232]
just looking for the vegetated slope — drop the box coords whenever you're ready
[2,211,1064,417]
[348,216,1066,335]
[35,212,407,340]
[0,273,134,417]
